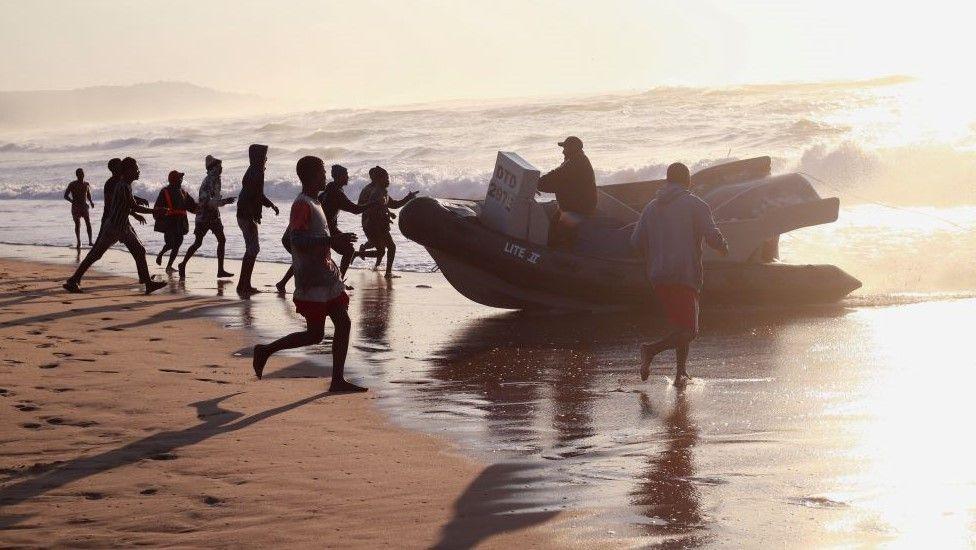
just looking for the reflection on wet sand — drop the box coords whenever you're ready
[7,244,976,546]
[632,391,706,547]
[356,273,393,352]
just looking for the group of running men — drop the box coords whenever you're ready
[62,144,418,298]
[63,137,728,389]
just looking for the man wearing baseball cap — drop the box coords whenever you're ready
[537,135,597,247]
[153,170,197,273]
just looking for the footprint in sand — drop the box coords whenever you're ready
[140,488,158,495]
[150,452,178,461]
[149,337,163,342]
[4,359,24,365]
[80,492,104,500]
[54,352,73,358]
[35,343,54,349]
[0,388,12,397]
[21,423,42,430]
[202,495,224,506]
[195,378,231,385]
[100,317,114,321]
[39,363,59,369]
[159,369,191,374]
[15,402,38,412]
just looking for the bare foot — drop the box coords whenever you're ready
[328,379,368,393]
[384,272,400,279]
[252,344,269,380]
[165,266,177,273]
[145,280,168,295]
[217,270,235,278]
[673,374,690,388]
[639,343,659,382]
[155,253,163,266]
[275,282,287,294]
[63,280,83,293]
[178,262,187,280]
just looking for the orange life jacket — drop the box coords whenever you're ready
[162,188,187,217]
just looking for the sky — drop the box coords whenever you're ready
[0,0,971,108]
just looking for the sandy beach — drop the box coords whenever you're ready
[2,242,976,548]
[0,255,564,549]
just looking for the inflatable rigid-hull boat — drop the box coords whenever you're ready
[399,155,861,311]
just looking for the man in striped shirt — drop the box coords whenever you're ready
[64,157,168,295]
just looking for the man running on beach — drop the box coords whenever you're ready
[99,158,151,283]
[64,168,94,249]
[153,170,198,273]
[357,166,417,279]
[64,157,167,295]
[236,144,279,295]
[631,162,728,387]
[179,155,235,280]
[253,155,363,393]
[275,164,369,292]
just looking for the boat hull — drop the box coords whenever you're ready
[400,197,862,311]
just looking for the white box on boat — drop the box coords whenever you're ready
[480,151,547,243]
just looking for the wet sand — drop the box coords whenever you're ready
[0,253,564,548]
[2,243,975,547]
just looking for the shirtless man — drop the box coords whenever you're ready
[253,156,363,392]
[64,168,94,249]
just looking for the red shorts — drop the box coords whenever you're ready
[294,292,349,325]
[654,284,699,335]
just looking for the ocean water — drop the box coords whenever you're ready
[1,76,975,286]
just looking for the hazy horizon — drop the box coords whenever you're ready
[3,0,973,109]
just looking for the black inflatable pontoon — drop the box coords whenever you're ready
[399,155,861,311]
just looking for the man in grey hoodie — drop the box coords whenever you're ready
[236,143,279,295]
[178,155,236,280]
[630,162,728,386]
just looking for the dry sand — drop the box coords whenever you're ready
[0,258,565,548]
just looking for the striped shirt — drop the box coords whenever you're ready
[105,179,135,229]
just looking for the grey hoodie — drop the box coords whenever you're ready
[630,182,727,291]
[196,165,224,223]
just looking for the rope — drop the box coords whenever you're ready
[799,171,969,230]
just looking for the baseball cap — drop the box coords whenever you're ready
[557,136,583,149]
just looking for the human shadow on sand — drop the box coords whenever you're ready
[0,391,329,527]
[432,462,560,549]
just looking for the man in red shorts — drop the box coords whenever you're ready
[631,162,728,387]
[251,156,363,393]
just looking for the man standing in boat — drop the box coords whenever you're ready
[537,136,597,247]
[631,162,728,387]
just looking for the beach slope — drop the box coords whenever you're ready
[0,258,560,548]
